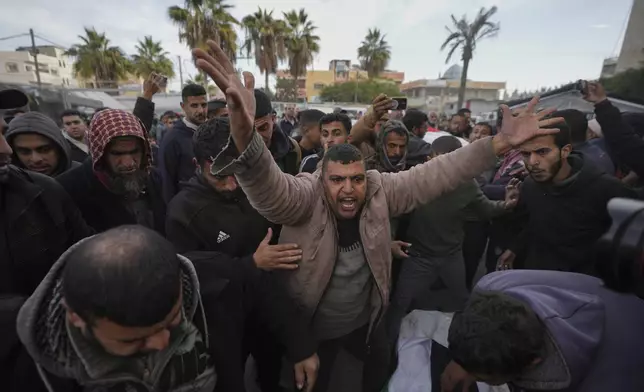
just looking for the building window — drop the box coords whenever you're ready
[313,83,325,90]
[51,68,59,76]
[63,61,66,68]
[58,60,62,67]
[5,62,19,73]
[25,65,33,72]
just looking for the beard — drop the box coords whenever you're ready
[216,187,244,201]
[107,169,148,198]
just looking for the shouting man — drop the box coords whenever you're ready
[193,39,563,392]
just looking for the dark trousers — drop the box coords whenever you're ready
[462,221,490,290]
[244,322,284,392]
[386,253,469,344]
[313,323,391,392]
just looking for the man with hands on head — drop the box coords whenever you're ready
[193,39,563,392]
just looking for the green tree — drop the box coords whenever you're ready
[275,77,298,102]
[441,6,500,109]
[601,68,644,102]
[168,0,239,82]
[132,36,175,80]
[320,80,400,103]
[66,27,131,89]
[357,28,391,79]
[242,8,288,93]
[283,9,320,80]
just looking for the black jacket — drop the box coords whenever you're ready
[166,176,272,254]
[512,153,636,273]
[56,159,166,234]
[159,119,197,203]
[66,141,88,163]
[1,166,92,391]
[594,99,644,178]
[271,125,300,175]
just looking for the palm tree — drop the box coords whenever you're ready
[241,8,288,93]
[357,28,391,79]
[168,0,239,82]
[66,27,130,89]
[283,9,320,80]
[441,6,500,109]
[131,36,175,80]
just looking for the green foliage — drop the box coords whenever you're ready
[283,9,320,79]
[275,78,298,102]
[357,28,391,79]
[320,80,401,104]
[132,36,175,79]
[242,8,288,92]
[168,0,239,63]
[601,68,644,102]
[66,27,131,88]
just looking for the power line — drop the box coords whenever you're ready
[0,33,29,42]
[33,34,69,49]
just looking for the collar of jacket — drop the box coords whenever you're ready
[3,165,44,224]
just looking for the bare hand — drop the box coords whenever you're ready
[253,228,302,270]
[143,72,166,100]
[493,97,564,155]
[391,240,411,259]
[441,360,475,392]
[294,353,319,392]
[364,94,394,128]
[193,40,256,151]
[583,82,608,104]
[497,249,516,271]
[504,178,521,210]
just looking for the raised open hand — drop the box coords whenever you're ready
[494,96,564,155]
[193,40,256,150]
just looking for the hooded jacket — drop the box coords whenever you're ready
[5,112,79,176]
[512,153,635,273]
[57,110,166,234]
[166,176,271,254]
[366,120,409,173]
[475,270,644,392]
[269,124,300,175]
[16,242,315,392]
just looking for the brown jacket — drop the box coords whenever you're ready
[227,132,497,329]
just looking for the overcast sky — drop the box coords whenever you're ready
[0,0,635,93]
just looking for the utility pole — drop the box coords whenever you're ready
[177,55,184,88]
[29,29,42,88]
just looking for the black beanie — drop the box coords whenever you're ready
[254,89,272,119]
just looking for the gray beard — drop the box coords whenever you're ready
[108,170,148,198]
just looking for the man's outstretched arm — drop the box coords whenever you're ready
[192,40,317,226]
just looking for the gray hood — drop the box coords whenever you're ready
[5,112,75,176]
[16,236,206,387]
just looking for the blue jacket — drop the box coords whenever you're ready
[477,270,644,392]
[159,119,197,203]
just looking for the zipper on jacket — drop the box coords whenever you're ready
[359,206,386,344]
[310,213,339,321]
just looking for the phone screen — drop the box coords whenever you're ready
[392,97,408,111]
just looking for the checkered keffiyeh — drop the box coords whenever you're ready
[88,109,151,171]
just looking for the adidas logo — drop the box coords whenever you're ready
[217,231,230,244]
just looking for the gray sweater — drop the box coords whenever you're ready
[404,180,507,258]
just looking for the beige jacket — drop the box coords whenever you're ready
[226,132,497,328]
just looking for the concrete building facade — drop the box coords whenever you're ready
[615,0,644,74]
[0,45,76,87]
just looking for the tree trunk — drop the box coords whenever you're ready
[265,72,270,94]
[457,57,470,110]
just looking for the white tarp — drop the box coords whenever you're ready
[388,310,509,392]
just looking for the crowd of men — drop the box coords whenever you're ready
[2,39,644,392]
